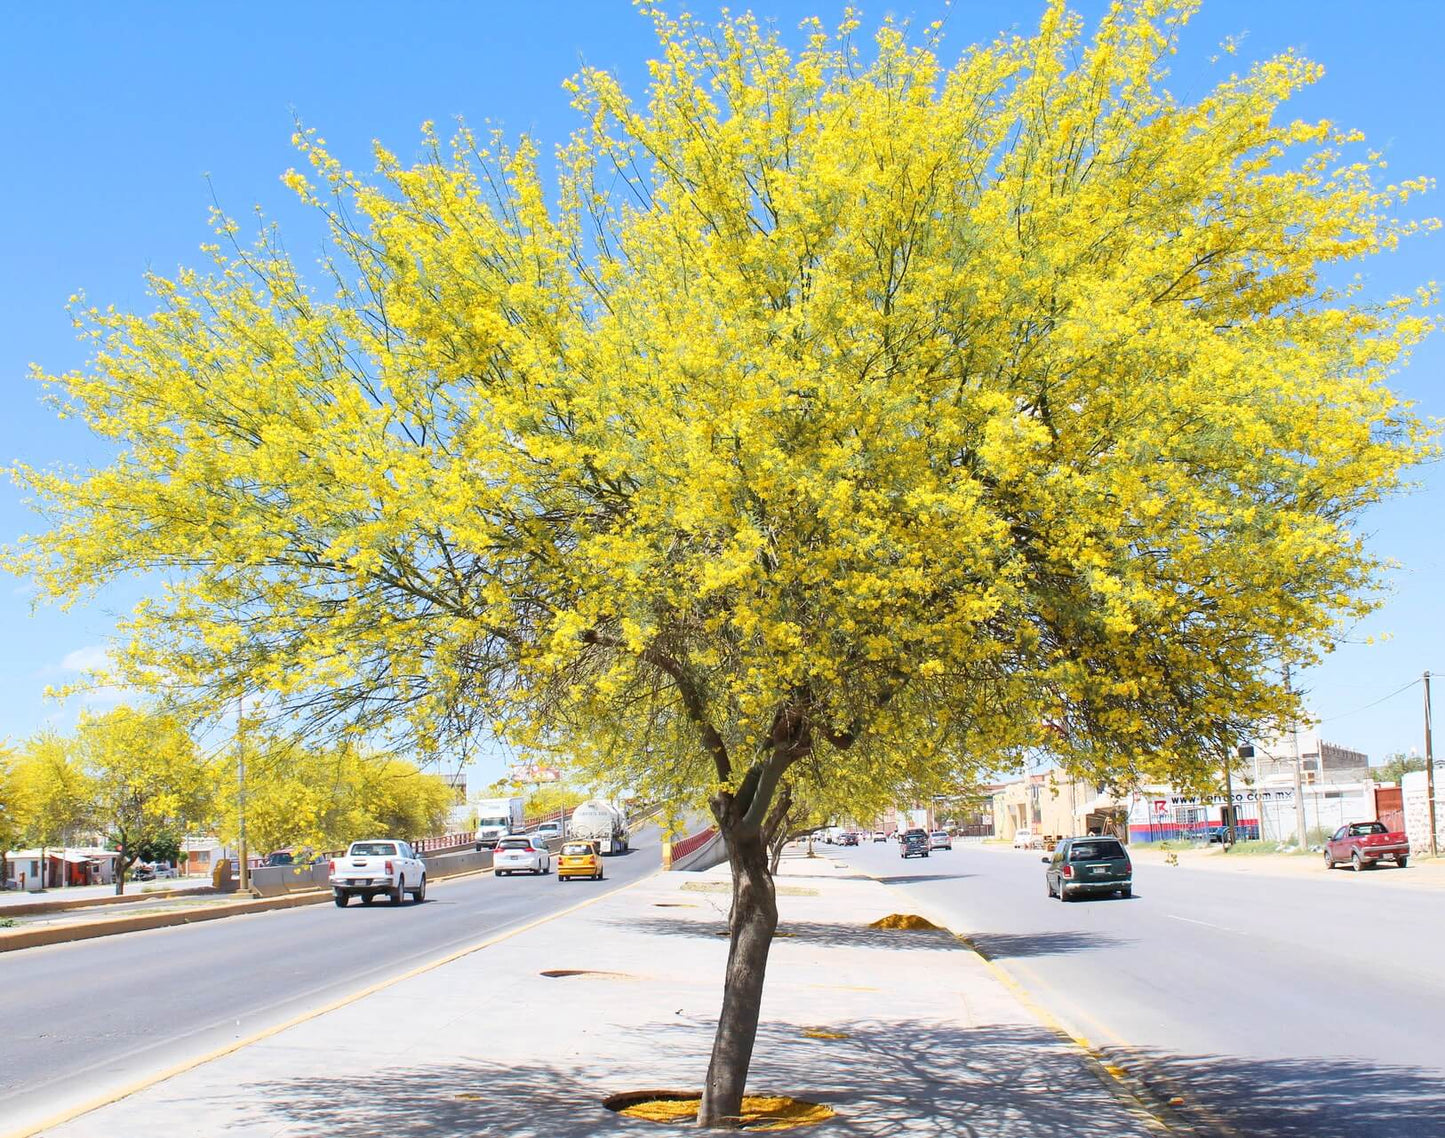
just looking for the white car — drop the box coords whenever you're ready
[1013,828,1042,850]
[493,835,552,876]
[329,840,427,906]
[929,831,952,851]
[531,820,565,843]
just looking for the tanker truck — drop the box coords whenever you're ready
[568,799,630,855]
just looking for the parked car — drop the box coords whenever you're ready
[929,830,952,851]
[154,864,179,879]
[557,839,603,881]
[1044,836,1132,900]
[899,829,931,859]
[493,835,552,877]
[872,831,887,843]
[1324,821,1410,871]
[329,840,427,906]
[1013,828,1042,850]
[130,862,156,882]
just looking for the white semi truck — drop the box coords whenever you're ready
[473,797,525,850]
[568,799,630,855]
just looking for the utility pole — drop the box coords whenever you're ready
[237,695,250,893]
[1285,663,1308,849]
[1222,744,1236,848]
[1426,671,1437,859]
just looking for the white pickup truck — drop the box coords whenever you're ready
[328,840,427,907]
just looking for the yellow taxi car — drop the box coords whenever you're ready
[557,840,604,882]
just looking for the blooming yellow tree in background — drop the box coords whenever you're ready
[7,1,1436,1122]
[75,707,213,894]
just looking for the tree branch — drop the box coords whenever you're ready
[580,630,731,780]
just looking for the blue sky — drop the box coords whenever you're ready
[1,1,1441,780]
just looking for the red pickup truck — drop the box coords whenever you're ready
[1323,822,1410,871]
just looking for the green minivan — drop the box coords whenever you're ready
[1044,837,1132,900]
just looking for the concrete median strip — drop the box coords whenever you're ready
[0,890,336,953]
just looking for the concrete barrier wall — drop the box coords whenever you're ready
[670,830,727,872]
[250,863,330,897]
[422,836,564,880]
[422,848,493,878]
[253,837,570,895]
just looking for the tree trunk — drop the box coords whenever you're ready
[697,819,777,1128]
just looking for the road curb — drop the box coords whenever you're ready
[0,890,334,953]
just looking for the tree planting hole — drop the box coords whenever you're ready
[539,969,634,979]
[603,1091,835,1130]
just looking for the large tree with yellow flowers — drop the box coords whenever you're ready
[8,1,1435,1124]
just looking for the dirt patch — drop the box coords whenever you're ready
[802,1029,850,1040]
[868,913,942,931]
[604,1091,835,1130]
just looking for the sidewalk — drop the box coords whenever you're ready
[23,855,1168,1138]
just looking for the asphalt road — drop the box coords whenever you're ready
[839,839,1445,1138]
[0,827,661,1133]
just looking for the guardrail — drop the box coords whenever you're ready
[670,826,719,862]
[415,832,477,854]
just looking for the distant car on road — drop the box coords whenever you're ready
[899,829,931,859]
[872,831,887,843]
[837,832,859,847]
[929,831,952,851]
[1013,828,1042,850]
[329,840,426,906]
[557,840,603,881]
[1044,837,1132,900]
[493,836,552,877]
[530,820,565,844]
[1324,822,1410,871]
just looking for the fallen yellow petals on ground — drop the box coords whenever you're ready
[619,1095,835,1130]
[868,913,942,931]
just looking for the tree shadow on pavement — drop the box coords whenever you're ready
[243,1020,1445,1138]
[618,915,969,952]
[962,931,1126,958]
[873,872,977,885]
[246,1020,1158,1138]
[1096,1046,1445,1138]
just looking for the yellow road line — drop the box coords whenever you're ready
[2,872,655,1138]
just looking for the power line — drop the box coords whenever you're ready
[1317,677,1423,723]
